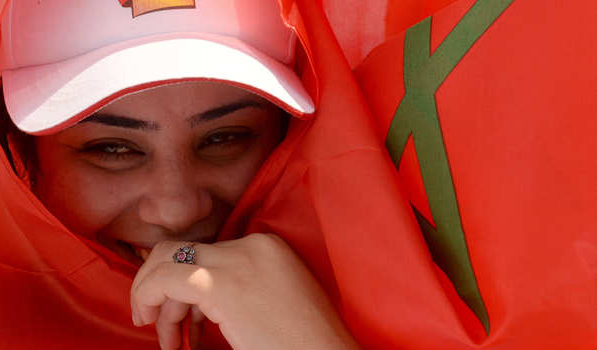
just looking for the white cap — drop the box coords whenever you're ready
[0,0,314,134]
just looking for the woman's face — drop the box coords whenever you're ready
[34,81,283,265]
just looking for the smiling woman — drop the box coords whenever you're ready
[0,0,360,349]
[34,82,285,264]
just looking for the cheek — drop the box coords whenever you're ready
[35,157,138,239]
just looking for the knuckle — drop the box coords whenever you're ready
[233,234,292,272]
[231,245,254,267]
[264,233,286,247]
[153,241,177,250]
[224,265,252,290]
[153,240,170,252]
[247,233,281,250]
[140,263,170,288]
[251,233,290,259]
[154,262,173,279]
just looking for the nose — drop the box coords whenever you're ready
[137,159,212,234]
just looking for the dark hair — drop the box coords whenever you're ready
[0,86,37,182]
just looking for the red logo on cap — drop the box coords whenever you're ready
[120,0,196,18]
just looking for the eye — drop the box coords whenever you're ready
[202,131,250,146]
[79,140,144,164]
[102,144,131,154]
[198,128,256,159]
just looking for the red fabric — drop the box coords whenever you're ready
[322,0,459,68]
[353,0,597,348]
[2,0,597,349]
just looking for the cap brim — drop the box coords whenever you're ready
[2,32,315,135]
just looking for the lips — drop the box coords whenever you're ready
[112,240,146,266]
[132,245,151,261]
[114,240,152,264]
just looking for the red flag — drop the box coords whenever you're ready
[322,0,460,68]
[353,0,597,347]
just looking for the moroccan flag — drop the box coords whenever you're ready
[322,0,460,68]
[352,0,597,348]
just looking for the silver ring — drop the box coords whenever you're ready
[173,245,196,264]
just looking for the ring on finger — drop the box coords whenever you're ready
[173,245,196,264]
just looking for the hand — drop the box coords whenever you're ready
[130,233,359,350]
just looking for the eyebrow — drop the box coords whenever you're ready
[188,100,267,127]
[81,99,267,131]
[81,114,159,131]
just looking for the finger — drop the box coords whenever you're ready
[132,235,281,324]
[191,305,205,323]
[132,241,220,293]
[132,241,199,292]
[155,299,190,350]
[133,262,222,325]
[131,241,215,324]
[131,291,159,327]
[189,305,204,349]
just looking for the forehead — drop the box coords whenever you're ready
[98,81,269,120]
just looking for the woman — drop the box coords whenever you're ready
[0,0,360,349]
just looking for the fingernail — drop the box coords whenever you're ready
[132,311,141,326]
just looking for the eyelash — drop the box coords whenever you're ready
[80,130,255,162]
[200,130,255,148]
[81,142,141,161]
